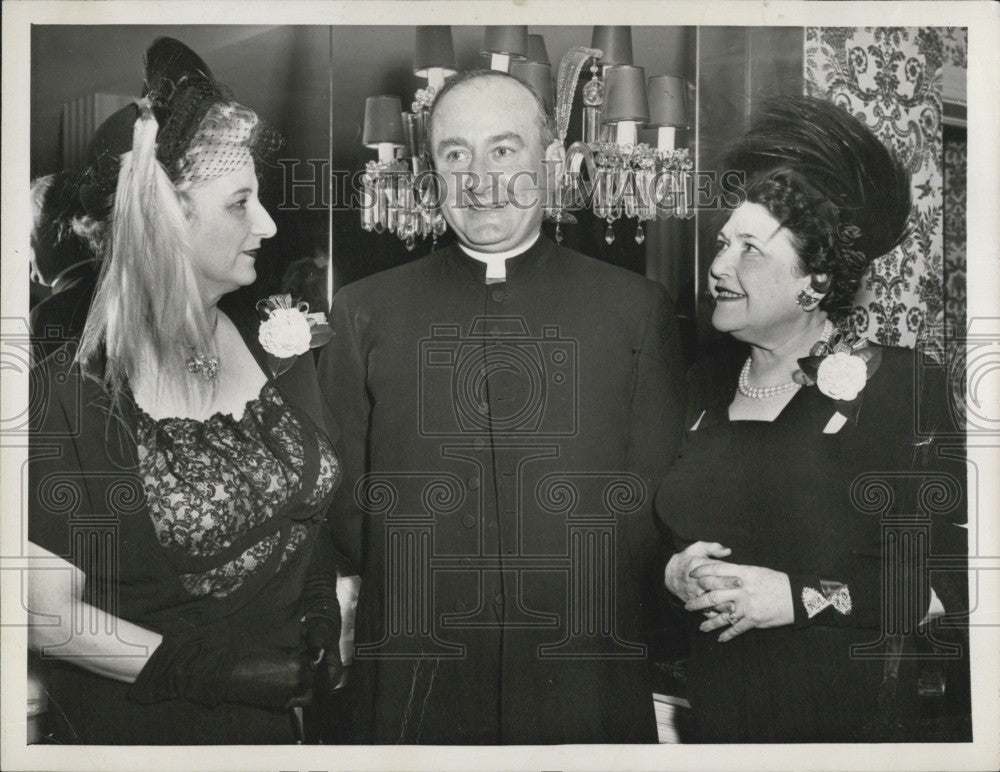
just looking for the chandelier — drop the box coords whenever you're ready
[360,26,693,249]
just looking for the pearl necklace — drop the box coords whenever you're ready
[737,320,835,399]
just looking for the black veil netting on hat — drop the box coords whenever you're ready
[724,95,912,262]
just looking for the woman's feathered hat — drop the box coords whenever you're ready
[78,37,278,219]
[724,95,912,263]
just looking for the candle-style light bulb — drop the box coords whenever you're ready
[616,121,638,147]
[490,53,511,72]
[426,67,446,90]
[657,126,676,152]
[377,142,396,163]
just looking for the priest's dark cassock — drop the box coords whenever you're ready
[319,234,684,743]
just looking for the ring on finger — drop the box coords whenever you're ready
[724,611,739,625]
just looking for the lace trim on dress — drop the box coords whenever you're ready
[136,382,339,600]
[178,523,311,598]
[180,534,279,598]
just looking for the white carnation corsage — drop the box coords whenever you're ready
[256,293,332,376]
[816,351,869,401]
[793,326,882,422]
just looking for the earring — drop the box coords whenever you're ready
[796,288,823,310]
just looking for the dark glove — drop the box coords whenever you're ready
[302,614,347,695]
[301,519,347,695]
[228,646,314,709]
[127,637,313,711]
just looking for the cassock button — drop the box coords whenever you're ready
[473,438,487,452]
[488,324,502,337]
[461,557,473,568]
[494,593,504,605]
[455,600,467,612]
[462,514,476,529]
[467,476,481,490]
[490,287,506,303]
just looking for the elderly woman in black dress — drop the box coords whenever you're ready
[28,38,344,744]
[656,96,968,742]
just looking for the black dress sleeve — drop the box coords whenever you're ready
[789,347,966,631]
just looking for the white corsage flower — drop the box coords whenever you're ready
[794,326,881,422]
[256,294,333,376]
[815,351,869,401]
[259,307,313,358]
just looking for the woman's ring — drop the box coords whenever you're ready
[724,611,739,625]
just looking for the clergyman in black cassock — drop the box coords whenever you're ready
[319,70,685,744]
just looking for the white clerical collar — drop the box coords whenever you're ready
[457,232,541,281]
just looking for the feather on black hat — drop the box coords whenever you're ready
[725,95,912,263]
[143,36,214,100]
[78,37,278,219]
[78,37,216,218]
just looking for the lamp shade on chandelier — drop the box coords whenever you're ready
[362,95,406,161]
[510,60,554,111]
[591,25,634,66]
[482,25,528,72]
[414,25,457,89]
[526,33,550,65]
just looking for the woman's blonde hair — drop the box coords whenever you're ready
[76,99,262,412]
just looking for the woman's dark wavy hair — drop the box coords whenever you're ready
[724,96,912,320]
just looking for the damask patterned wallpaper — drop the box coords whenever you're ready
[943,136,967,332]
[804,27,966,348]
[942,27,968,68]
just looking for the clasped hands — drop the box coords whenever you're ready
[664,541,794,642]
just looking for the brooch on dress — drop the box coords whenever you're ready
[802,581,853,619]
[256,294,333,377]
